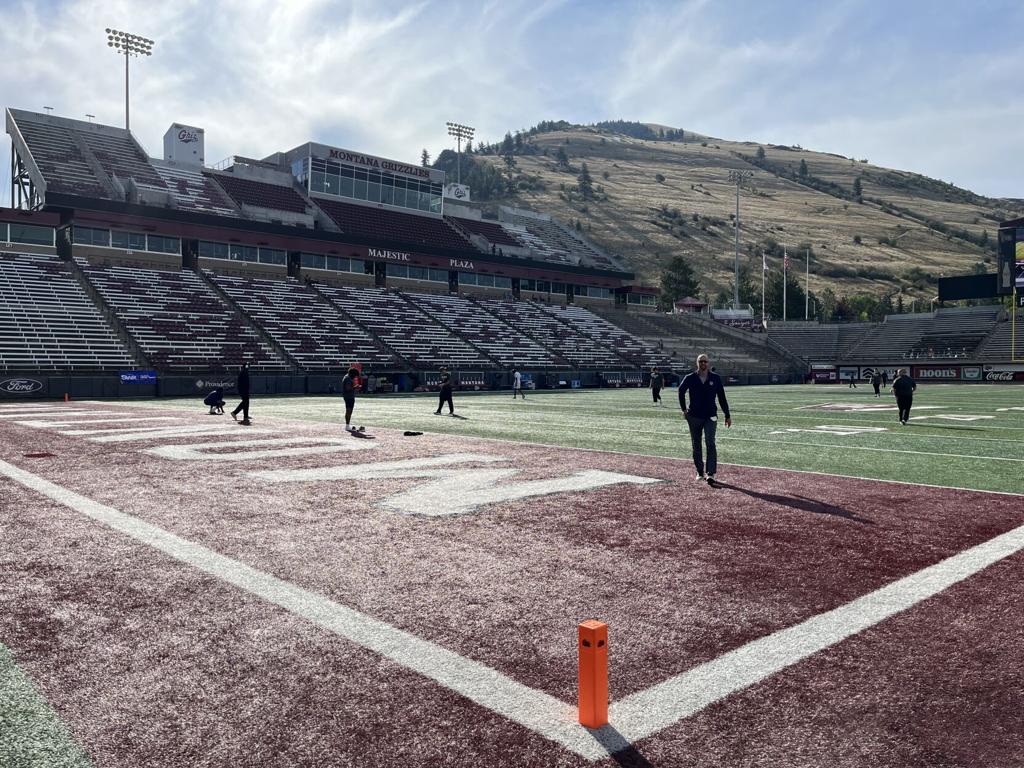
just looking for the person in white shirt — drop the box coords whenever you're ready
[512,369,526,399]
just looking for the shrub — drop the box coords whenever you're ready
[655,173,666,183]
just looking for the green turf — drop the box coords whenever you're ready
[135,383,1024,495]
[0,643,93,768]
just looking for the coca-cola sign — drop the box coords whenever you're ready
[0,378,44,394]
[984,371,1024,382]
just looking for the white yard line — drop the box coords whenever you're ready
[2,459,1023,759]
[718,436,1024,463]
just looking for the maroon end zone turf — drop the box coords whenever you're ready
[1,403,1022,767]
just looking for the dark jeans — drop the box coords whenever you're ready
[232,396,249,420]
[437,389,454,413]
[652,387,662,403]
[686,414,718,476]
[873,383,881,395]
[897,395,913,423]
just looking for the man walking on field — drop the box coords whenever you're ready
[891,368,917,425]
[679,353,732,486]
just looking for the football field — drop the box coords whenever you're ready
[1,383,1022,767]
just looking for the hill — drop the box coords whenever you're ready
[437,122,1024,307]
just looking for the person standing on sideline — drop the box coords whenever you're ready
[650,367,664,406]
[871,370,882,397]
[881,370,889,387]
[891,368,917,424]
[512,369,526,399]
[341,367,359,431]
[848,372,857,388]
[435,367,455,415]
[679,354,732,486]
[231,362,251,425]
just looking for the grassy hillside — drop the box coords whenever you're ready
[451,123,1023,304]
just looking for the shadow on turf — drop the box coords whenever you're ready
[714,482,875,525]
[588,726,655,767]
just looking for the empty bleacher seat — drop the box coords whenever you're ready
[0,252,134,372]
[314,197,476,252]
[209,273,398,369]
[81,262,288,372]
[212,173,309,214]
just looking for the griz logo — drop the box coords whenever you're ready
[177,129,200,143]
[985,371,1015,381]
[0,378,43,394]
[453,186,466,199]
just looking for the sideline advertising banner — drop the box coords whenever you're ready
[911,366,961,381]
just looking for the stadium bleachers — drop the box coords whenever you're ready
[81,262,288,371]
[316,284,495,369]
[537,303,671,369]
[0,252,134,372]
[152,163,238,217]
[78,129,166,189]
[977,311,1024,360]
[212,174,309,214]
[476,298,625,368]
[9,110,109,198]
[843,307,1000,360]
[209,274,398,370]
[314,197,475,252]
[403,292,566,369]
[446,217,523,248]
[498,209,621,270]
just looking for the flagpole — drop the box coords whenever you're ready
[783,247,788,322]
[761,250,766,328]
[805,247,810,320]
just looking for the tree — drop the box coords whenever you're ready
[799,159,808,178]
[852,176,862,199]
[659,255,701,310]
[501,132,514,154]
[756,146,766,160]
[555,146,570,169]
[420,149,430,167]
[578,162,594,199]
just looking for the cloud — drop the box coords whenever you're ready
[1,0,1022,200]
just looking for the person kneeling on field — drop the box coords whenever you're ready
[203,388,226,415]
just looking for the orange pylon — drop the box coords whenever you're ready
[578,620,608,728]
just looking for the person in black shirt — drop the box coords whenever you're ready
[871,371,882,397]
[650,367,664,407]
[434,367,455,415]
[341,367,359,431]
[891,368,917,425]
[678,354,732,486]
[203,387,226,415]
[231,362,251,425]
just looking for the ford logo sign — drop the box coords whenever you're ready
[0,378,44,394]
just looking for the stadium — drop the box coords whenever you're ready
[2,96,1023,768]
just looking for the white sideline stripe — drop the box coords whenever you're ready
[0,459,612,761]
[61,425,274,443]
[3,459,1023,759]
[609,520,1024,742]
[0,409,116,419]
[16,417,181,428]
[719,436,1024,463]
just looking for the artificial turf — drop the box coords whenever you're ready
[129,383,1024,495]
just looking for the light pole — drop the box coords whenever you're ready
[727,169,752,309]
[106,28,154,132]
[445,122,475,186]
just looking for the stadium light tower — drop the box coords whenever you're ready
[446,122,475,185]
[106,28,154,132]
[727,169,753,309]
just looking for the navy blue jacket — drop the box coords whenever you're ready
[678,371,730,419]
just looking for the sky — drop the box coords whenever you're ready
[2,0,1023,202]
